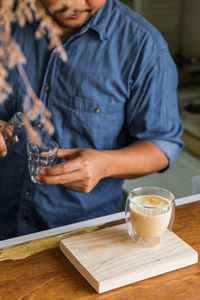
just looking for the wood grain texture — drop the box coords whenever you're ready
[60,225,198,293]
[0,201,200,300]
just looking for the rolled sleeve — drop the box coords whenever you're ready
[148,139,184,170]
[126,49,184,170]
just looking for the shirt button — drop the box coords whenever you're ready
[25,191,31,196]
[44,85,50,92]
[22,218,27,224]
[94,107,101,113]
[37,123,42,129]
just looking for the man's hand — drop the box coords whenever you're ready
[35,141,169,193]
[0,120,7,157]
[36,148,108,193]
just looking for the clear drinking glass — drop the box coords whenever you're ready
[125,186,175,247]
[27,138,59,183]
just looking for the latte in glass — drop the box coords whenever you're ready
[129,195,172,238]
[125,186,175,247]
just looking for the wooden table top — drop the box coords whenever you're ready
[0,201,200,300]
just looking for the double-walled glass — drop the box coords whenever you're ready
[125,186,175,247]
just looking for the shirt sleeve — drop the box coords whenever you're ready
[126,49,184,170]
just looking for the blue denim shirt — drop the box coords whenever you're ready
[0,0,184,240]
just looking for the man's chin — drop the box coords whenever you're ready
[51,14,90,30]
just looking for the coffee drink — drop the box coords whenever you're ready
[129,195,172,238]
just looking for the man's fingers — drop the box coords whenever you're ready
[36,170,82,185]
[0,132,7,157]
[57,148,78,159]
[40,159,81,176]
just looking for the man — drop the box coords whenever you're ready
[0,0,184,240]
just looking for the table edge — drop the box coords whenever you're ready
[0,193,200,249]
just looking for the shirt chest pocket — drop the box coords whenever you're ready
[61,96,125,150]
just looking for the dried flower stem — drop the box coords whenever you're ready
[0,0,69,143]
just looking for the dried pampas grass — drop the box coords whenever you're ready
[0,0,70,143]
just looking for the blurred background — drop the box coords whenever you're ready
[122,0,200,199]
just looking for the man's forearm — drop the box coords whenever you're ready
[102,140,169,179]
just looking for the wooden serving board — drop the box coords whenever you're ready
[60,223,198,293]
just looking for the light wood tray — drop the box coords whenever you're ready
[60,223,198,293]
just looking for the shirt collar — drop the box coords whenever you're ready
[87,0,114,41]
